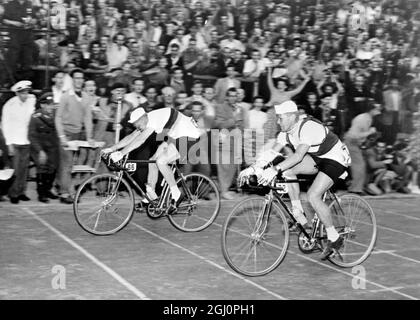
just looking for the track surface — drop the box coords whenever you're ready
[1,188,420,300]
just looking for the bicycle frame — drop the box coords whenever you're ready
[259,178,346,242]
[101,155,194,211]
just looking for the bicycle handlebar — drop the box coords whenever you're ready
[244,175,313,190]
[100,153,158,171]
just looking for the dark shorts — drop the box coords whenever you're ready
[311,156,348,183]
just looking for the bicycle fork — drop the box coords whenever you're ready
[250,195,272,242]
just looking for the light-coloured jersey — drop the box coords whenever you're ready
[147,108,200,140]
[276,118,351,167]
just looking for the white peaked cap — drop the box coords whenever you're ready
[11,80,32,92]
[274,100,298,115]
[128,108,146,123]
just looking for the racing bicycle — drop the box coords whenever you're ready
[73,153,220,235]
[221,176,377,276]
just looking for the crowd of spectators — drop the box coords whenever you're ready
[1,0,420,204]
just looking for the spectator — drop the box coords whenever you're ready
[266,66,311,106]
[243,96,267,166]
[182,24,207,51]
[170,68,186,95]
[51,70,68,105]
[28,92,60,203]
[102,82,133,149]
[181,101,212,178]
[161,86,177,109]
[1,80,35,204]
[214,65,241,104]
[214,88,246,200]
[55,69,94,204]
[382,78,404,133]
[106,33,129,71]
[3,0,36,81]
[165,43,184,71]
[300,91,323,121]
[124,78,147,109]
[147,15,163,44]
[140,85,163,113]
[142,57,170,90]
[220,28,245,52]
[344,103,382,195]
[364,140,399,195]
[345,72,373,120]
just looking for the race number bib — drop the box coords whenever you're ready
[275,183,288,194]
[125,162,137,172]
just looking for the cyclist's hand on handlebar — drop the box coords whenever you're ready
[257,167,278,186]
[238,166,255,186]
[101,148,113,155]
[110,151,124,162]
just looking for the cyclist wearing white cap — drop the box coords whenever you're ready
[238,100,352,260]
[101,107,200,211]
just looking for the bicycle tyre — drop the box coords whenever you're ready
[221,197,290,277]
[73,173,135,236]
[167,173,220,232]
[321,194,377,267]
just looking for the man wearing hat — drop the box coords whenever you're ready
[102,106,200,213]
[1,80,36,204]
[238,100,352,260]
[28,92,60,203]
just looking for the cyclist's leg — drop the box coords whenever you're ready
[306,172,335,229]
[147,142,170,199]
[154,142,181,201]
[283,155,318,224]
[307,159,348,259]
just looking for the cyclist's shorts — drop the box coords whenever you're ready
[311,156,348,183]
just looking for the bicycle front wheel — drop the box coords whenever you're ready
[321,194,377,267]
[168,173,220,232]
[73,173,135,236]
[221,197,290,277]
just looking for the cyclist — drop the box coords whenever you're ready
[238,100,351,260]
[101,107,200,212]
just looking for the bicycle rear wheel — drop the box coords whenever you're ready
[168,173,220,232]
[321,194,377,267]
[73,173,135,235]
[221,197,289,277]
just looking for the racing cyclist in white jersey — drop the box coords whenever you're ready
[102,107,200,212]
[239,100,352,260]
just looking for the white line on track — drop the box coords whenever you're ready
[206,219,419,300]
[369,287,405,293]
[375,224,420,239]
[129,221,288,300]
[22,207,150,300]
[373,208,420,222]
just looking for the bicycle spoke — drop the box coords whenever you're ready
[168,174,220,232]
[74,174,134,235]
[222,198,289,276]
[326,195,376,267]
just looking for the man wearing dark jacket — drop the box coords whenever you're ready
[28,93,60,203]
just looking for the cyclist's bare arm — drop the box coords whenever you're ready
[119,127,155,156]
[252,139,284,168]
[274,144,310,172]
[106,130,143,153]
